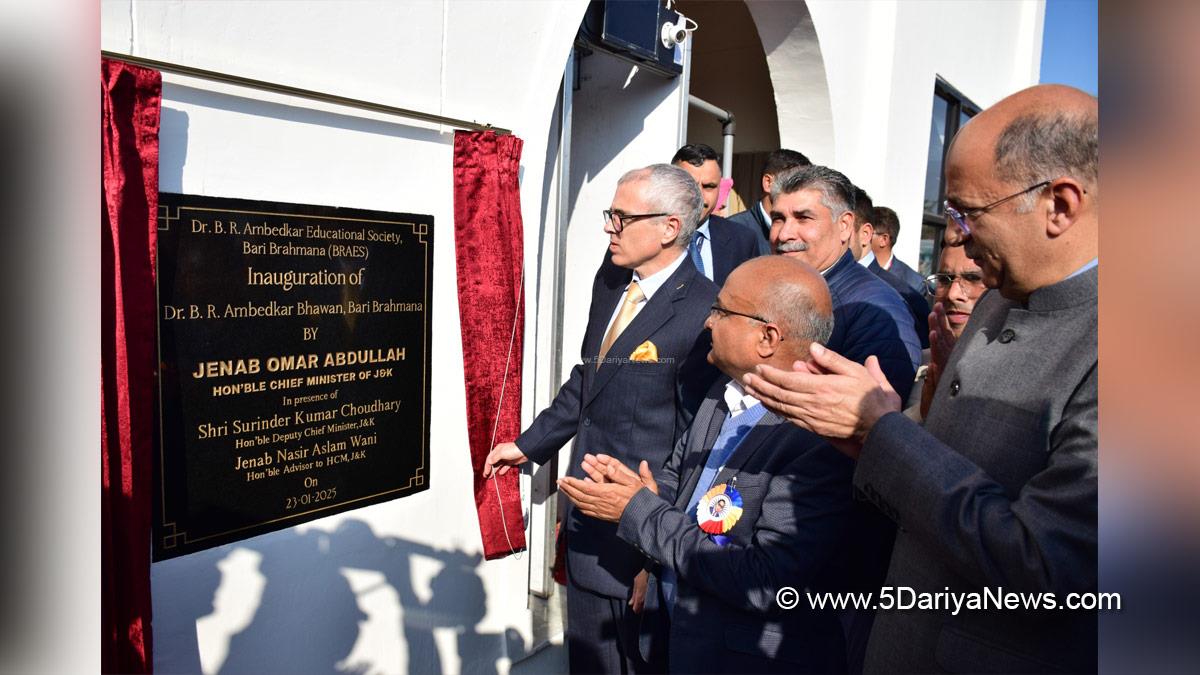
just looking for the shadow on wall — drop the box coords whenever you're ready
[160,107,189,193]
[153,518,527,675]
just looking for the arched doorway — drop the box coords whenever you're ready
[677,0,833,213]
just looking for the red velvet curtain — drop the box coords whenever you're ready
[453,131,528,559]
[101,57,161,674]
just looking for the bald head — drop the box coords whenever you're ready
[944,84,1098,300]
[706,256,833,380]
[728,256,833,351]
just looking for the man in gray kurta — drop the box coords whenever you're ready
[741,84,1099,672]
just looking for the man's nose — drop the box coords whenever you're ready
[944,222,969,246]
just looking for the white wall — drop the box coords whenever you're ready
[101,1,587,672]
[805,0,1044,263]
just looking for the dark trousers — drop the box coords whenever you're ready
[566,577,659,674]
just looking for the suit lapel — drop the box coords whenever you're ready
[709,218,734,284]
[585,258,696,406]
[710,410,786,487]
[674,395,729,509]
[751,204,768,234]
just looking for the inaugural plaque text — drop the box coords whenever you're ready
[153,194,433,560]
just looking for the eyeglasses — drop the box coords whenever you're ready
[924,272,986,295]
[709,302,771,325]
[943,180,1051,237]
[602,209,668,233]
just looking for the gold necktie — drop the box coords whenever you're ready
[597,281,645,368]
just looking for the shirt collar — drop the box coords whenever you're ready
[723,379,762,418]
[858,249,876,267]
[696,218,711,239]
[757,201,771,226]
[1066,257,1098,280]
[631,248,688,301]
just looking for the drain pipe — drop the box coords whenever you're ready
[688,95,735,177]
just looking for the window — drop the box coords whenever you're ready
[919,79,980,275]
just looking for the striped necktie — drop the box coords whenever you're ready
[689,231,707,278]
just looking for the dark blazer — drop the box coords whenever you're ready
[871,254,926,298]
[855,267,1098,673]
[826,249,922,402]
[618,380,855,673]
[707,214,763,287]
[516,252,720,598]
[869,263,932,350]
[725,205,772,255]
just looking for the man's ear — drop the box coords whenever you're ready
[761,173,773,196]
[1046,177,1087,237]
[661,215,683,246]
[836,211,855,246]
[757,323,784,357]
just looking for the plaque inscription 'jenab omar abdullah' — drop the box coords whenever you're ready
[154,193,433,560]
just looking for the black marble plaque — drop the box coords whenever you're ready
[153,193,433,560]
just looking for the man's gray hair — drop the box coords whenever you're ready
[770,164,856,222]
[762,279,834,345]
[994,108,1098,211]
[617,164,703,247]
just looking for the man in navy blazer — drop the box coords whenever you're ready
[485,164,720,673]
[672,144,762,285]
[559,256,855,673]
[869,206,927,299]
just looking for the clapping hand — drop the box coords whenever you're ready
[558,455,658,522]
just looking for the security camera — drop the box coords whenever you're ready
[661,20,689,49]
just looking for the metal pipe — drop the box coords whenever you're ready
[676,34,693,148]
[688,94,735,177]
[101,50,510,135]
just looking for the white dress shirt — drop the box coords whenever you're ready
[723,378,762,418]
[692,218,714,281]
[601,249,689,339]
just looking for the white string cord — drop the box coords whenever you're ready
[485,259,525,559]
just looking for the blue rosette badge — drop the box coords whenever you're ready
[697,483,743,537]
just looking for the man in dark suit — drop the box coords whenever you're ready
[743,84,1099,673]
[672,144,762,285]
[559,256,855,673]
[768,165,921,671]
[484,163,720,673]
[853,188,931,350]
[869,206,926,298]
[727,148,811,253]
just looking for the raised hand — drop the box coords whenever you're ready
[742,343,902,459]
